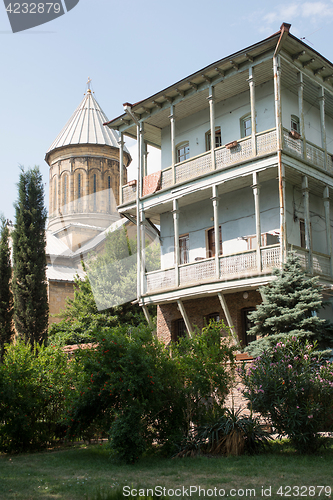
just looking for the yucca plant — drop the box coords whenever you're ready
[175,407,271,457]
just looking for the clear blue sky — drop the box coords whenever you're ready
[1,0,333,222]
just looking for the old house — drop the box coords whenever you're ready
[105,23,333,346]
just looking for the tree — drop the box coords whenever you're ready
[48,273,146,345]
[245,252,327,357]
[49,225,160,346]
[86,224,160,310]
[12,167,48,346]
[0,217,13,357]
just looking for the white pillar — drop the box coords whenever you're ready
[319,87,327,170]
[170,105,176,184]
[323,186,333,277]
[274,56,286,263]
[141,209,146,295]
[249,66,256,156]
[273,56,282,150]
[217,292,238,345]
[119,133,124,205]
[252,172,261,272]
[177,299,193,338]
[173,199,180,287]
[136,124,142,300]
[208,85,216,169]
[297,73,306,160]
[212,185,219,277]
[302,176,312,273]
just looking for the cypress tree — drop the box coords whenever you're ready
[0,217,13,357]
[12,167,48,346]
[245,252,326,357]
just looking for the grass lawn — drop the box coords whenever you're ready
[0,440,332,500]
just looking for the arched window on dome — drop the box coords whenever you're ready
[78,173,81,199]
[108,175,111,212]
[93,173,97,211]
[53,178,57,215]
[63,175,68,214]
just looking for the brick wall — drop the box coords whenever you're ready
[157,290,261,344]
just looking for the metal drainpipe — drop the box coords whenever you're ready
[123,104,142,301]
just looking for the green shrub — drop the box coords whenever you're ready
[0,339,79,452]
[241,337,333,453]
[66,321,237,463]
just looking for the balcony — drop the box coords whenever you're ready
[122,129,277,204]
[145,245,281,294]
[144,245,332,295]
[122,127,333,206]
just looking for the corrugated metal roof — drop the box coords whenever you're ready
[46,230,74,257]
[46,90,122,154]
[47,264,85,282]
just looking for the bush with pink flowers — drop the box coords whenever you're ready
[241,337,333,452]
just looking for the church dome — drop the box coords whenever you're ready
[45,89,125,163]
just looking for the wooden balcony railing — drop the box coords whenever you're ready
[122,128,277,204]
[145,244,281,294]
[145,244,332,295]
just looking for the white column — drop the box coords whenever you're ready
[208,85,216,169]
[119,133,124,205]
[170,105,176,184]
[136,124,142,300]
[141,209,146,295]
[249,66,256,156]
[323,186,333,277]
[319,87,327,170]
[173,199,180,287]
[177,299,193,338]
[212,185,219,277]
[274,56,286,263]
[252,171,261,272]
[217,292,238,345]
[302,176,312,273]
[297,73,306,160]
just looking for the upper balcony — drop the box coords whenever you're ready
[121,127,333,206]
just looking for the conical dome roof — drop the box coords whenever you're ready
[45,90,122,160]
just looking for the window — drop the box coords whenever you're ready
[177,142,190,163]
[205,312,220,324]
[63,175,67,214]
[241,114,252,138]
[291,115,300,133]
[207,226,222,257]
[93,173,97,210]
[206,127,222,151]
[53,179,57,214]
[245,232,279,250]
[108,176,111,212]
[299,218,310,249]
[179,234,189,264]
[78,173,81,199]
[242,307,256,346]
[174,318,186,341]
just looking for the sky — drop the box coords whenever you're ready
[2,0,333,222]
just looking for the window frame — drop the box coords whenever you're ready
[179,233,189,265]
[291,115,300,134]
[205,127,222,151]
[206,226,222,258]
[240,113,252,138]
[176,142,190,163]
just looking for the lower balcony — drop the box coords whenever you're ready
[144,245,332,295]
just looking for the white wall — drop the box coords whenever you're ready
[161,80,275,170]
[160,179,280,269]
